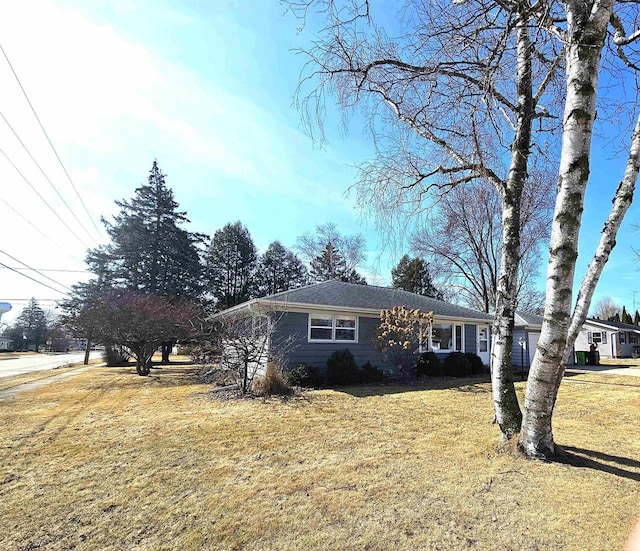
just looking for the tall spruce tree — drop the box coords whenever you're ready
[310,242,367,284]
[391,255,442,298]
[256,241,308,296]
[13,298,49,352]
[206,221,258,309]
[91,161,205,299]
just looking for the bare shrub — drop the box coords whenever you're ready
[253,361,293,397]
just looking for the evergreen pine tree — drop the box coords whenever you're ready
[14,298,49,352]
[391,255,442,298]
[256,241,308,296]
[309,242,367,284]
[310,242,347,282]
[91,161,205,299]
[634,310,640,325]
[206,221,258,309]
[622,305,633,324]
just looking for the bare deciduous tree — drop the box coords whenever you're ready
[71,290,201,376]
[288,0,564,438]
[296,222,367,275]
[411,177,552,313]
[590,296,620,320]
[204,308,292,394]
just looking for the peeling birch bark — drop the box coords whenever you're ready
[562,113,640,360]
[490,10,534,438]
[519,0,614,458]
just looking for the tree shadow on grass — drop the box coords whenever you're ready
[96,364,204,389]
[554,445,640,482]
[334,374,492,397]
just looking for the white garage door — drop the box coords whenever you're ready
[528,332,540,365]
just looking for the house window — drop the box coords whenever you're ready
[478,327,488,352]
[631,333,638,344]
[588,331,607,344]
[432,324,464,352]
[620,332,626,344]
[309,314,357,342]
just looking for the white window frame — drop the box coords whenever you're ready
[431,323,464,352]
[478,327,489,353]
[588,331,607,344]
[308,313,358,343]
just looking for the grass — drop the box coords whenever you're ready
[1,366,639,550]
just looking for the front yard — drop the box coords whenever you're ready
[1,364,638,550]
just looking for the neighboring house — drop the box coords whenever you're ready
[575,318,640,359]
[512,312,543,369]
[214,280,494,376]
[0,336,14,352]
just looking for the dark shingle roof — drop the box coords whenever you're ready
[263,280,493,321]
[586,318,640,332]
[515,311,543,327]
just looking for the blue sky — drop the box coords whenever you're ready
[1,0,639,326]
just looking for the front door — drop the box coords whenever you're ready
[477,326,490,365]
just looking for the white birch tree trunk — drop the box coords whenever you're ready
[519,0,613,458]
[490,10,534,438]
[562,114,640,362]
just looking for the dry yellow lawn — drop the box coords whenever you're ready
[0,358,103,392]
[1,365,638,551]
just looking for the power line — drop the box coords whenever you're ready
[0,196,87,265]
[0,298,60,302]
[0,249,71,292]
[0,109,99,246]
[0,144,91,248]
[0,261,69,295]
[0,267,88,273]
[0,42,104,242]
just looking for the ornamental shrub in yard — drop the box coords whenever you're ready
[327,349,360,385]
[442,352,472,377]
[464,352,485,374]
[415,350,441,376]
[285,364,322,388]
[359,361,385,383]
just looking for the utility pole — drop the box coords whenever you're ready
[633,290,639,313]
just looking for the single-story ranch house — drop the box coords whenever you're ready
[214,280,501,376]
[574,318,640,359]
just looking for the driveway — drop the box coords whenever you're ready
[566,364,640,377]
[0,351,102,379]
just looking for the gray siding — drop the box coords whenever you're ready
[512,328,527,367]
[272,311,481,376]
[271,312,390,374]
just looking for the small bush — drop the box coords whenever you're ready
[416,350,441,376]
[253,361,293,397]
[285,364,322,388]
[190,344,221,364]
[442,352,472,377]
[103,345,131,367]
[360,362,385,383]
[327,349,360,385]
[465,352,485,374]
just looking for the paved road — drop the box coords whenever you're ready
[0,352,101,378]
